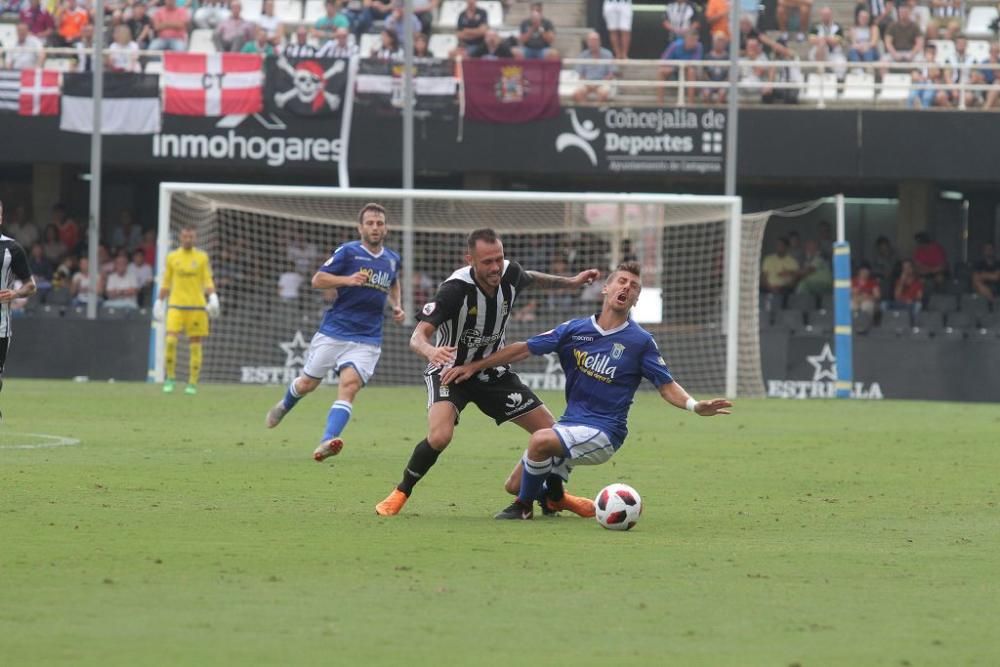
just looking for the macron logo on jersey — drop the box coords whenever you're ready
[572,348,619,383]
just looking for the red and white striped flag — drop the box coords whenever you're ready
[163,53,263,117]
[19,69,60,116]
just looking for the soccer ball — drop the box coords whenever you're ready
[594,483,642,531]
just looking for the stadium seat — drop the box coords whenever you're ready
[969,326,1000,341]
[968,39,991,63]
[428,33,458,59]
[946,311,974,329]
[65,305,87,319]
[882,308,911,332]
[35,304,63,318]
[915,310,944,332]
[841,72,876,101]
[819,293,833,310]
[785,293,817,311]
[46,286,72,306]
[879,73,911,101]
[304,0,325,23]
[978,311,1000,329]
[437,0,463,29]
[100,306,131,320]
[852,310,873,333]
[189,29,217,54]
[939,327,966,341]
[359,32,381,57]
[275,0,303,22]
[242,0,263,20]
[0,23,17,48]
[805,308,833,332]
[868,322,898,338]
[559,69,580,97]
[480,0,504,27]
[912,5,931,32]
[802,73,838,103]
[906,326,932,340]
[778,309,805,332]
[927,293,958,312]
[966,5,998,37]
[931,39,956,65]
[960,293,991,315]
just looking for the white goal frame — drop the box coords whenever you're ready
[154,184,746,397]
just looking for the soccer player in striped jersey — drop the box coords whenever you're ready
[375,228,601,517]
[0,199,38,419]
[443,261,732,520]
[153,225,220,395]
[265,203,404,461]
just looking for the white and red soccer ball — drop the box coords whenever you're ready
[594,483,642,531]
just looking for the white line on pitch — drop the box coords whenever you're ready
[0,432,82,450]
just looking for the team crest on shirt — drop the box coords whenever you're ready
[468,306,477,316]
[422,302,435,316]
[611,343,625,360]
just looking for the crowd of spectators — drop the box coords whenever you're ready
[761,225,1000,337]
[5,201,157,316]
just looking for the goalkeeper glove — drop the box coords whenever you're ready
[206,293,221,318]
[152,299,165,322]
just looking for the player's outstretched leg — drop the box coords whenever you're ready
[314,367,362,462]
[376,404,454,516]
[496,429,567,520]
[266,375,319,428]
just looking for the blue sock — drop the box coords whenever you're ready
[281,379,303,411]
[517,455,553,505]
[322,400,353,441]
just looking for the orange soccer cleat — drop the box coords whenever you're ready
[375,489,409,516]
[545,492,596,518]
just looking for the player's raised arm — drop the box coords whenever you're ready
[523,267,601,290]
[658,381,732,416]
[441,342,532,385]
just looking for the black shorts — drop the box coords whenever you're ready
[425,369,544,425]
[0,337,8,376]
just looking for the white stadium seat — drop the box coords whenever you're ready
[359,32,381,57]
[967,39,991,63]
[144,60,164,74]
[911,5,931,32]
[801,73,838,102]
[428,33,458,59]
[275,0,303,23]
[878,72,912,101]
[437,0,463,29]
[46,58,74,72]
[931,39,956,65]
[480,0,504,27]
[966,6,998,36]
[188,28,218,54]
[0,23,17,48]
[304,0,326,23]
[841,72,875,100]
[241,0,263,20]
[558,68,579,97]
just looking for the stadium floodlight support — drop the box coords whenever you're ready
[154,185,768,397]
[85,0,105,320]
[401,0,415,324]
[833,193,853,398]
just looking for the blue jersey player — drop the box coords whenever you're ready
[443,261,732,520]
[266,203,404,461]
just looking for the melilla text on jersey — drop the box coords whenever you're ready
[359,266,393,292]
[573,348,619,383]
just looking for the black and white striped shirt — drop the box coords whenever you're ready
[0,234,33,338]
[418,260,531,375]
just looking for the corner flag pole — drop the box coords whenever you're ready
[86,0,105,320]
[833,193,853,398]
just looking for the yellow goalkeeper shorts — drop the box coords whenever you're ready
[166,307,210,338]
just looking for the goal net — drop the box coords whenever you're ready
[155,186,770,397]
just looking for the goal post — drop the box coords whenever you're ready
[154,184,769,397]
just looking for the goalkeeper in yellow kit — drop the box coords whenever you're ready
[153,225,220,395]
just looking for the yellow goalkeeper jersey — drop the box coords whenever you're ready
[163,247,214,309]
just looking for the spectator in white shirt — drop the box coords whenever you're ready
[71,256,95,306]
[129,248,153,289]
[5,22,45,70]
[107,24,140,73]
[104,253,140,309]
[257,0,283,46]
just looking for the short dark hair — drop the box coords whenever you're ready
[467,228,500,251]
[181,223,197,232]
[357,203,386,225]
[614,260,641,278]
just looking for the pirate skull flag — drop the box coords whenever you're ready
[267,55,349,117]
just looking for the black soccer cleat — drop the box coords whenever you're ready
[494,500,533,520]
[538,498,559,516]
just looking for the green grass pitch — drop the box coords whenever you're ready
[2,380,999,665]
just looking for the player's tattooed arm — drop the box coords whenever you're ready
[0,277,36,303]
[410,321,456,367]
[523,268,601,290]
